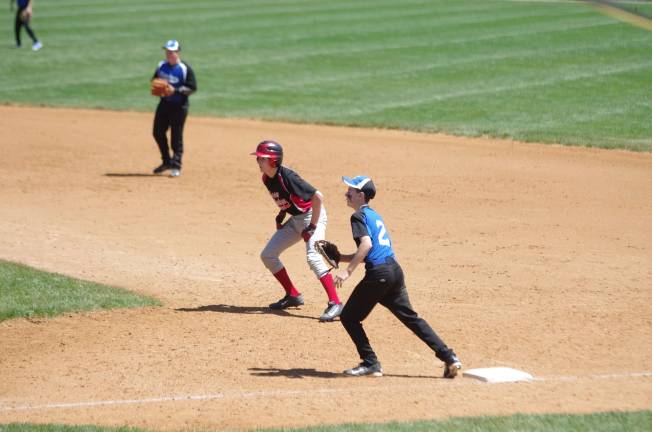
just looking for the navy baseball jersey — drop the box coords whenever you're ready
[153,60,197,105]
[350,205,395,265]
[262,166,316,216]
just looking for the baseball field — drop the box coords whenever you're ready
[1,1,651,431]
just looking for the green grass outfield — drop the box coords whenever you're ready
[2,0,651,151]
[2,411,652,432]
[0,260,159,321]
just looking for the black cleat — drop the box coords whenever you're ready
[344,362,383,377]
[153,163,172,174]
[443,355,462,379]
[269,294,304,310]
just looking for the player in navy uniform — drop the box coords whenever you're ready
[151,39,197,177]
[252,140,343,322]
[11,0,42,50]
[335,176,462,377]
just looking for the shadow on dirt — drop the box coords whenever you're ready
[249,367,345,379]
[248,367,440,380]
[104,173,160,177]
[175,304,318,320]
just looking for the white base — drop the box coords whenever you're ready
[462,367,533,383]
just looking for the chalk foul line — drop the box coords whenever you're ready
[1,371,650,412]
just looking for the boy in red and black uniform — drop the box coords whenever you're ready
[252,140,342,322]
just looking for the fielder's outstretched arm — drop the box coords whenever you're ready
[334,236,371,288]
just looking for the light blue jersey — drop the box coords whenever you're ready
[351,205,395,266]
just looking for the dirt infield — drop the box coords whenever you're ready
[0,106,651,430]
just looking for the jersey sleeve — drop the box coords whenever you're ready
[184,64,197,91]
[350,211,369,243]
[152,61,165,79]
[282,168,316,201]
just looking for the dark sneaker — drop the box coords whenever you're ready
[344,362,383,377]
[153,163,172,174]
[269,294,304,310]
[319,301,343,322]
[443,355,462,379]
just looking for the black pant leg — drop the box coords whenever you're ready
[14,7,37,44]
[153,102,171,164]
[380,263,455,363]
[169,104,188,169]
[340,268,390,366]
[23,21,37,43]
[15,10,22,46]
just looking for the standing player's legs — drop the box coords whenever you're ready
[15,8,39,48]
[380,261,461,376]
[153,102,172,171]
[260,224,303,308]
[169,104,188,171]
[340,267,391,369]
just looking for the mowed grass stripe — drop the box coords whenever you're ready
[348,62,652,118]
[38,0,590,50]
[201,21,638,98]
[202,35,649,120]
[4,0,651,150]
[195,14,618,92]
[40,1,528,40]
[11,2,611,69]
[39,0,464,24]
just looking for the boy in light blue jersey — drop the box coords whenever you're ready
[335,175,462,378]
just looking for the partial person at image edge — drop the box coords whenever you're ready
[11,0,42,51]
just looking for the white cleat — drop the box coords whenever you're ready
[32,41,42,51]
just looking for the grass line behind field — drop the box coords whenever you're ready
[0,260,160,322]
[2,0,651,151]
[1,411,651,431]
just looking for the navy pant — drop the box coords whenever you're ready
[340,259,455,366]
[15,7,38,46]
[153,100,188,169]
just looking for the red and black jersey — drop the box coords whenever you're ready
[262,166,316,215]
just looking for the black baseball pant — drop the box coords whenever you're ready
[15,7,38,47]
[340,259,455,367]
[153,100,188,169]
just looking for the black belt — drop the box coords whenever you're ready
[365,256,396,270]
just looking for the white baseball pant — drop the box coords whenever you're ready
[260,207,329,278]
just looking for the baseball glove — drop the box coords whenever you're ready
[314,240,341,269]
[151,78,174,97]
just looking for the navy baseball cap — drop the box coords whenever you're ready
[342,175,376,200]
[163,39,180,51]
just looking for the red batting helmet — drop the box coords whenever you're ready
[251,140,283,166]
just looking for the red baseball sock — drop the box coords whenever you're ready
[273,267,300,297]
[319,273,340,304]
